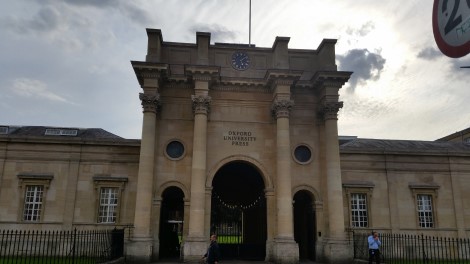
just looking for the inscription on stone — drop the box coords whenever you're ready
[223,131,256,146]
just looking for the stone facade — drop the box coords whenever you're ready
[1,29,470,264]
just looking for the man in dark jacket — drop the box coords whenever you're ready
[202,234,220,264]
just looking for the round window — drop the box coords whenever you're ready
[166,141,185,160]
[294,145,312,164]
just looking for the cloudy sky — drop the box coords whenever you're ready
[1,0,470,140]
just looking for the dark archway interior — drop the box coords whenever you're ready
[294,190,316,261]
[211,161,266,260]
[159,187,184,260]
[212,162,264,204]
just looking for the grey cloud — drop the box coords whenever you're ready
[337,49,386,91]
[1,6,62,34]
[190,24,238,43]
[61,0,152,25]
[62,0,115,7]
[31,6,61,32]
[340,95,396,120]
[417,47,443,60]
[346,21,375,37]
[119,3,152,25]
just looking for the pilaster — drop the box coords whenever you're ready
[313,71,352,264]
[152,197,162,261]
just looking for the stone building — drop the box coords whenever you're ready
[1,29,470,264]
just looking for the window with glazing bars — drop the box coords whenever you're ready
[417,194,434,228]
[351,193,368,227]
[23,185,44,221]
[98,187,118,223]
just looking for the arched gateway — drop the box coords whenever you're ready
[128,29,352,263]
[211,161,267,260]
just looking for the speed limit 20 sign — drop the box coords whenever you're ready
[433,0,470,58]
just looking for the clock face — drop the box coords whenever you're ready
[231,51,250,70]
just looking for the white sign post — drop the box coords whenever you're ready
[433,0,470,58]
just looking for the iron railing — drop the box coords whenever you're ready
[0,228,124,264]
[353,231,470,263]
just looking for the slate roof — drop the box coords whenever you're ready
[0,126,123,140]
[340,138,470,154]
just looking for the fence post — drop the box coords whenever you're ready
[72,228,76,264]
[421,234,426,264]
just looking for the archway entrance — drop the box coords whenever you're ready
[294,190,316,261]
[159,186,184,260]
[211,161,266,261]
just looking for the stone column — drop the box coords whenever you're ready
[320,100,352,263]
[315,72,352,263]
[127,91,160,263]
[272,99,294,238]
[321,101,345,239]
[271,99,299,264]
[183,91,211,261]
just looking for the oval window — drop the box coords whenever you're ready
[166,140,185,160]
[294,145,312,164]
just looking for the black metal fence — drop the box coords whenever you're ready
[0,228,124,264]
[353,231,470,263]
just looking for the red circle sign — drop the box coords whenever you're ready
[433,0,470,58]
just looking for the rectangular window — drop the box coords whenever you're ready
[98,187,118,223]
[44,128,78,136]
[0,126,8,134]
[417,194,434,228]
[23,185,44,221]
[350,193,368,227]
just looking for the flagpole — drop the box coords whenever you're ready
[249,0,251,47]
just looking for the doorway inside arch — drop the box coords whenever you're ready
[159,186,184,260]
[211,161,266,261]
[294,190,316,261]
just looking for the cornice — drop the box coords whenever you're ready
[219,77,266,87]
[131,61,170,86]
[211,85,271,94]
[294,80,314,89]
[265,69,303,83]
[311,71,352,88]
[185,65,220,75]
[184,65,221,84]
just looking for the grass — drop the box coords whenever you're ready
[0,256,101,264]
[217,235,243,244]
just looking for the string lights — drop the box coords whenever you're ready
[213,192,262,210]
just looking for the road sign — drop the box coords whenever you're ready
[433,0,470,58]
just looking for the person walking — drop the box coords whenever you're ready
[202,234,220,264]
[368,231,381,264]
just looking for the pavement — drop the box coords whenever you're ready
[150,260,324,264]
